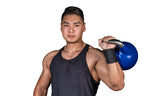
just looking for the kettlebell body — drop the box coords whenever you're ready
[115,42,138,70]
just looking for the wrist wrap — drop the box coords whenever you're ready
[103,49,118,64]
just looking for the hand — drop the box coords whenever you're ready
[99,36,116,50]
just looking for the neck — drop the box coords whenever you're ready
[64,41,85,52]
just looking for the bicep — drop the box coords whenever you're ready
[35,56,52,90]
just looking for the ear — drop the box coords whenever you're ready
[60,23,62,31]
[83,23,86,32]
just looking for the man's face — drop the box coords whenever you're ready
[61,15,86,43]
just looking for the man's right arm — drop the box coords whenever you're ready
[33,51,58,96]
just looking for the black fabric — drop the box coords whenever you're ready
[50,44,100,96]
[103,49,118,64]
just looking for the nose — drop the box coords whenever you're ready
[69,26,75,33]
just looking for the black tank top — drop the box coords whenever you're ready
[50,44,100,96]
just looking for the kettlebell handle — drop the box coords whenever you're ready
[103,39,124,48]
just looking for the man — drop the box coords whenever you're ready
[34,6,124,96]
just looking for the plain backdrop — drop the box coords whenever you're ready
[0,0,160,96]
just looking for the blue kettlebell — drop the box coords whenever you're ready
[106,39,138,70]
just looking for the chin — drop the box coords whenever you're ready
[67,40,77,43]
[66,39,81,43]
[65,37,82,43]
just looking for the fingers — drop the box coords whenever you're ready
[98,38,103,45]
[101,36,115,42]
[99,36,116,50]
[99,36,115,45]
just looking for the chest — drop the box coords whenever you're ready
[50,48,99,82]
[61,50,82,60]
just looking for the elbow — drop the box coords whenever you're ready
[110,80,125,91]
[113,82,125,91]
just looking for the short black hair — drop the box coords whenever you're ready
[61,6,84,22]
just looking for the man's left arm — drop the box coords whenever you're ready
[95,36,125,91]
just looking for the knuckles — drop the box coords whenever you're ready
[99,36,116,50]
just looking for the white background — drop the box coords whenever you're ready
[0,0,160,96]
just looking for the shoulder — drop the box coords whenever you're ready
[42,50,60,68]
[88,45,104,57]
[87,45,105,62]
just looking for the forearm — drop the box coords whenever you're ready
[33,87,47,96]
[103,48,124,84]
[108,62,124,90]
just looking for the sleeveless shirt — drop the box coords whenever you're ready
[50,44,100,96]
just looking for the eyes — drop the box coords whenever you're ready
[63,24,69,27]
[75,24,80,27]
[63,24,80,27]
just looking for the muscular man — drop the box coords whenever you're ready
[34,6,124,96]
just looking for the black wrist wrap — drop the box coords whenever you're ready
[103,49,118,64]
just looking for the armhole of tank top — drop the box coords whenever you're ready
[85,62,100,85]
[85,46,100,85]
[49,48,63,70]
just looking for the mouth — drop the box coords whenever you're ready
[68,35,75,38]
